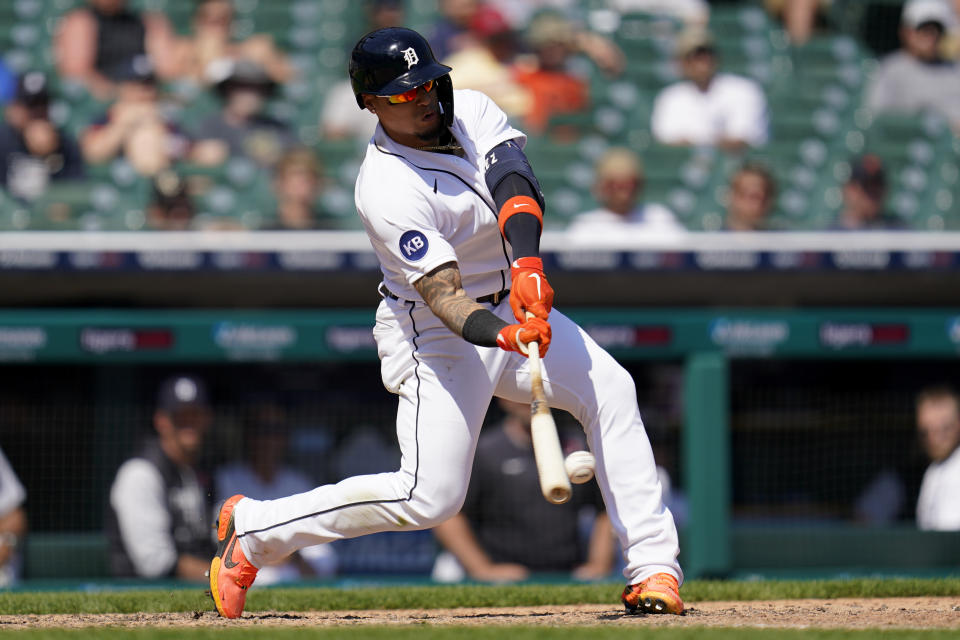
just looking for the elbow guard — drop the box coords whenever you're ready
[484,140,545,211]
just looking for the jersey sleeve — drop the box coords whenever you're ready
[0,447,25,516]
[356,174,459,285]
[458,89,526,158]
[110,458,178,578]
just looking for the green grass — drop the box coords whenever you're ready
[3,629,960,639]
[2,578,960,615]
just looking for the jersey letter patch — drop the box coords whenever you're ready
[399,230,429,261]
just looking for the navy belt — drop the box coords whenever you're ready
[380,283,509,306]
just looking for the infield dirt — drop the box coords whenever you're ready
[3,597,960,630]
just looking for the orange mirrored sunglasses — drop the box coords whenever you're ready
[385,79,435,104]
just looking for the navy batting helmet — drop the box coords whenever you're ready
[349,27,454,126]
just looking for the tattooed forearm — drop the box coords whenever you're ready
[414,262,486,336]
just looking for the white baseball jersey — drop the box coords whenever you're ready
[916,445,960,531]
[233,88,682,589]
[355,89,523,302]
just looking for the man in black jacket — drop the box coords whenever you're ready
[107,374,214,581]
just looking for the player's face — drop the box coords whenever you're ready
[156,406,212,463]
[363,80,444,147]
[917,398,960,462]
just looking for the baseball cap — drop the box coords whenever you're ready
[469,5,511,39]
[109,54,157,84]
[207,58,275,93]
[848,154,887,193]
[902,0,956,29]
[15,71,50,106]
[675,29,715,58]
[595,147,644,181]
[526,12,576,48]
[156,375,210,413]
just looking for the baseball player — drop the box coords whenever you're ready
[210,27,682,618]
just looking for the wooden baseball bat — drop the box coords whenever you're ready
[524,312,572,504]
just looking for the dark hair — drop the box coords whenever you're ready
[194,0,232,13]
[916,385,960,410]
[733,162,777,201]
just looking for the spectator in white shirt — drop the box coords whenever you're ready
[915,385,960,530]
[651,30,769,151]
[567,147,686,239]
[865,0,960,135]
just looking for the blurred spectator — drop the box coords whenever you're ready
[431,399,614,583]
[651,29,769,150]
[320,0,404,141]
[0,72,85,201]
[215,401,337,584]
[567,147,686,238]
[0,447,27,588]
[430,0,482,60]
[106,375,214,581]
[443,5,533,119]
[54,0,177,100]
[512,13,590,133]
[332,425,399,480]
[865,0,960,134]
[262,149,337,230]
[196,58,297,168]
[915,386,960,530]
[830,155,904,231]
[146,171,195,231]
[604,0,710,27]
[723,163,778,231]
[943,0,960,59]
[170,0,294,87]
[80,56,215,176]
[0,60,16,105]
[765,0,831,46]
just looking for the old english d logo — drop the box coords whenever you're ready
[402,47,419,69]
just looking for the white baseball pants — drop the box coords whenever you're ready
[234,297,682,585]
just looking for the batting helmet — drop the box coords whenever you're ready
[349,27,454,126]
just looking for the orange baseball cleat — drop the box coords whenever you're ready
[209,494,258,618]
[621,572,684,615]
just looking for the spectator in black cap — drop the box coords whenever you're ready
[194,58,298,168]
[106,374,215,582]
[81,56,220,176]
[831,154,905,230]
[0,72,85,201]
[54,0,177,100]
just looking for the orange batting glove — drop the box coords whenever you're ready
[497,317,551,358]
[509,257,554,322]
